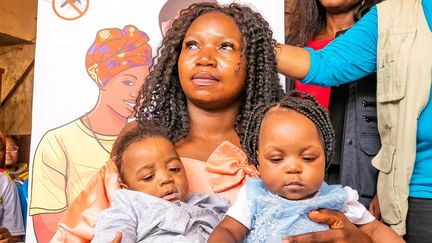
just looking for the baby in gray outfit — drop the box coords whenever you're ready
[92,123,230,243]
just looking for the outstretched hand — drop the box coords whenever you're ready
[368,195,381,220]
[282,209,372,243]
[0,227,13,243]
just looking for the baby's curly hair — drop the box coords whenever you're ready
[113,123,172,181]
[242,90,335,170]
[135,2,284,143]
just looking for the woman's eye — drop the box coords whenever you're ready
[185,41,199,50]
[122,80,134,86]
[220,42,234,51]
[142,175,154,182]
[169,167,181,173]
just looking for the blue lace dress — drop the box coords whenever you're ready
[231,178,349,243]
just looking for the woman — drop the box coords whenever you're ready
[285,0,383,210]
[0,131,25,242]
[5,135,29,227]
[5,136,29,182]
[277,0,432,241]
[52,3,371,243]
[30,25,153,243]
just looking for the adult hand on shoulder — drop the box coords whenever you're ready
[282,209,372,243]
[111,231,122,243]
[368,195,381,220]
[0,227,14,243]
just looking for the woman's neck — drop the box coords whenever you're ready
[6,164,18,172]
[175,101,241,161]
[81,104,128,136]
[315,11,356,40]
[189,104,238,138]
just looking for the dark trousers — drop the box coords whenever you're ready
[404,197,432,243]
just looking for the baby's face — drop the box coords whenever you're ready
[257,107,325,200]
[121,136,189,202]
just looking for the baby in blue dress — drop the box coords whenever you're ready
[209,91,403,243]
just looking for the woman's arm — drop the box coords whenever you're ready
[283,209,373,243]
[277,7,379,87]
[358,220,405,243]
[275,44,311,80]
[208,216,248,243]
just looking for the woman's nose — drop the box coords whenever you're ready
[130,88,139,98]
[196,48,216,67]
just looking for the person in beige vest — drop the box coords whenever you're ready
[277,0,432,242]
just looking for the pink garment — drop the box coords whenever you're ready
[184,141,259,203]
[51,141,258,242]
[295,38,334,109]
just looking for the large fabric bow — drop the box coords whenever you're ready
[205,141,259,193]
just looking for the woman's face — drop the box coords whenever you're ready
[178,11,247,110]
[5,137,18,166]
[100,65,148,119]
[319,0,360,13]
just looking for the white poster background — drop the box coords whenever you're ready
[27,0,284,241]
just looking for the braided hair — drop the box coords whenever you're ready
[113,122,171,181]
[242,90,335,170]
[135,2,284,143]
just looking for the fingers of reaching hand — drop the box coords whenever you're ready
[308,209,347,229]
[283,230,336,243]
[0,227,13,243]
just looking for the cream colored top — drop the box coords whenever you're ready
[30,118,116,215]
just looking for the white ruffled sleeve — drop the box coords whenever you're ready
[225,185,252,229]
[343,186,375,225]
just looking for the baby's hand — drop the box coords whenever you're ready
[111,232,122,243]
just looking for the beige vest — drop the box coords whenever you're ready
[375,0,432,235]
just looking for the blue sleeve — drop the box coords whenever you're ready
[302,6,378,87]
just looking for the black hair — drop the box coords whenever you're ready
[285,0,383,46]
[113,123,172,181]
[0,131,5,168]
[242,90,335,169]
[135,2,284,143]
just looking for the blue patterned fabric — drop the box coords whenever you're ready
[245,178,347,243]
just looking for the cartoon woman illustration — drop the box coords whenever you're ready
[29,25,152,242]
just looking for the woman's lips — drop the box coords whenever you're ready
[191,73,219,86]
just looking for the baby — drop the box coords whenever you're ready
[92,123,230,243]
[209,91,403,243]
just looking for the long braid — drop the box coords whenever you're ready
[241,90,335,170]
[134,2,284,143]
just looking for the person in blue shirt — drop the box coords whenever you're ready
[277,0,432,242]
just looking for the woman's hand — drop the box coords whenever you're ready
[0,227,14,243]
[368,195,381,220]
[111,232,122,243]
[282,209,372,243]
